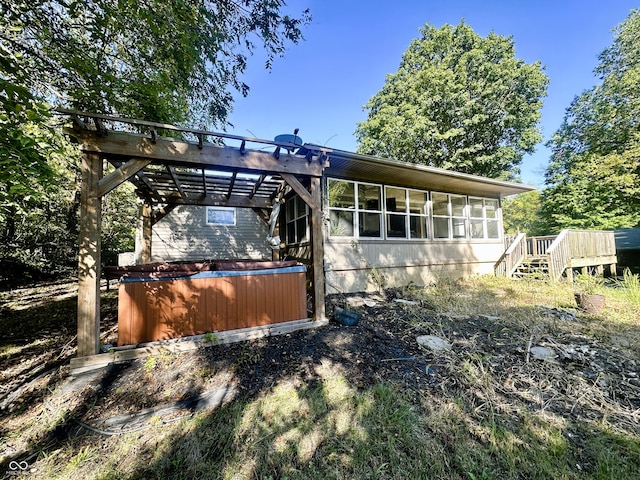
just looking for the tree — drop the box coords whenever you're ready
[541,10,640,231]
[2,0,311,125]
[0,43,66,244]
[355,21,548,180]
[501,190,545,235]
[541,136,640,231]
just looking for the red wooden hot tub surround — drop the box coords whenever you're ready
[111,260,307,346]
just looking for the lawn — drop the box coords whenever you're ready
[1,274,639,479]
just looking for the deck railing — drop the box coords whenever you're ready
[546,230,570,280]
[497,229,617,280]
[526,235,557,257]
[566,229,616,260]
[494,232,527,277]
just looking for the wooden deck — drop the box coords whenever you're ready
[495,229,617,280]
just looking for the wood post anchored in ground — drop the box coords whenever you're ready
[77,152,102,357]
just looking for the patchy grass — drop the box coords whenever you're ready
[1,275,639,479]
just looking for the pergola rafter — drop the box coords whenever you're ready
[61,110,328,358]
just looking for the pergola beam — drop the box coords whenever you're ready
[65,128,324,177]
[98,158,151,197]
[152,203,180,226]
[162,193,273,209]
[226,171,238,199]
[167,166,186,198]
[249,174,266,199]
[280,173,313,206]
[201,169,208,197]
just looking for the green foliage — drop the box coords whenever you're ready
[614,268,640,305]
[0,61,79,282]
[541,10,640,231]
[3,0,310,125]
[541,136,640,231]
[501,190,545,235]
[203,332,220,345]
[101,180,139,266]
[574,272,605,295]
[0,43,64,218]
[355,21,549,179]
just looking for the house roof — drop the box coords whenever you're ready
[60,111,534,214]
[299,144,535,198]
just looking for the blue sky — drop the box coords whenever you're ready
[226,0,638,187]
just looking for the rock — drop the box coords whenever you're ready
[530,346,558,363]
[611,335,633,348]
[394,299,418,306]
[540,307,577,322]
[416,335,452,351]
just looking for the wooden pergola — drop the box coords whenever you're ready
[61,111,328,358]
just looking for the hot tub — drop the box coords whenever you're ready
[109,260,307,346]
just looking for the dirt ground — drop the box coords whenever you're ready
[1,279,639,472]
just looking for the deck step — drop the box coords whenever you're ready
[512,258,550,279]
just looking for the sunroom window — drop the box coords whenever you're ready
[408,189,429,239]
[432,192,467,239]
[357,183,382,238]
[469,197,500,239]
[385,186,408,238]
[327,178,500,242]
[328,179,355,237]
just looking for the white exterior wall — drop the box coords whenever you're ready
[324,239,502,294]
[144,205,271,262]
[319,176,508,294]
[325,241,504,293]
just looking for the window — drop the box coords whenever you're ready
[408,189,429,239]
[382,187,429,239]
[328,179,356,237]
[469,197,500,239]
[432,193,467,239]
[357,183,382,238]
[385,187,407,238]
[285,196,309,244]
[206,206,236,226]
[328,179,383,238]
[327,178,500,242]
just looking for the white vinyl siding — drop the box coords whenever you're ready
[149,205,270,262]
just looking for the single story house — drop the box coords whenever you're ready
[146,143,533,294]
[62,111,533,360]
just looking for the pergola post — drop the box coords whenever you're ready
[77,153,102,357]
[281,173,326,322]
[140,202,152,264]
[310,177,326,322]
